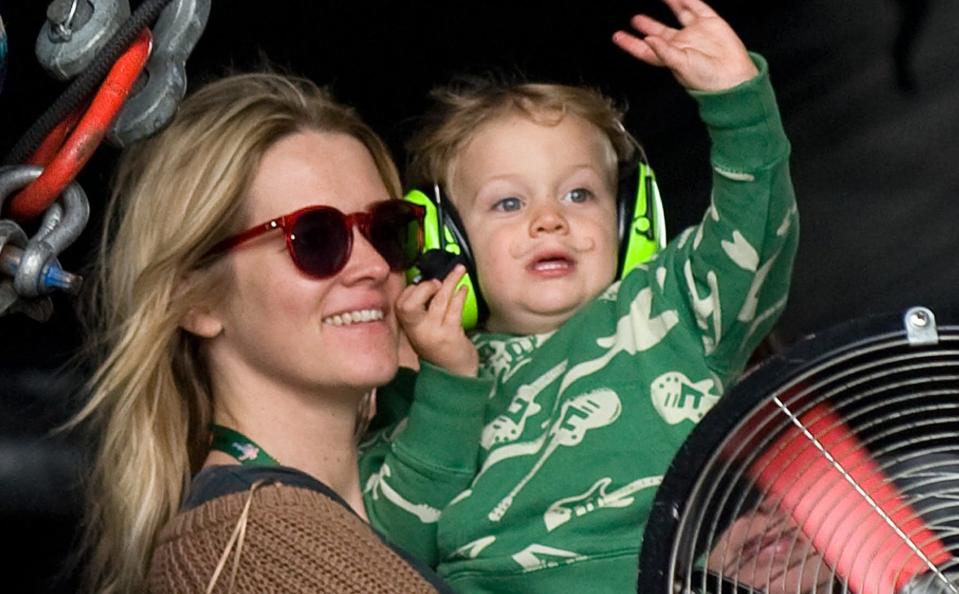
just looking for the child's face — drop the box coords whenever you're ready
[450,111,620,335]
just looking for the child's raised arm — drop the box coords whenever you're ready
[396,264,479,377]
[612,0,758,92]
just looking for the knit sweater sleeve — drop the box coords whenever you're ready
[359,363,491,566]
[618,53,798,387]
[148,484,442,594]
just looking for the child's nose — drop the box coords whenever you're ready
[529,204,569,236]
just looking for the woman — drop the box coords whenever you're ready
[73,72,450,593]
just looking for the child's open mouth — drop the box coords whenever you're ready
[528,254,575,277]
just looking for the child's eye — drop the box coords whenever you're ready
[562,188,592,204]
[493,197,523,212]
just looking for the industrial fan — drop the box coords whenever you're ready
[639,306,959,594]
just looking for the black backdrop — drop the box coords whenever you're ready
[1,0,957,590]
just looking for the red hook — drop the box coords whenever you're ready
[6,29,153,221]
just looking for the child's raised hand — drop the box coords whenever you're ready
[396,264,479,377]
[612,0,758,92]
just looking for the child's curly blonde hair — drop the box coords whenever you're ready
[406,77,644,195]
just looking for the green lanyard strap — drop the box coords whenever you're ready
[209,424,280,467]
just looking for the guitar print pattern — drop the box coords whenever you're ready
[544,475,662,532]
[359,61,798,594]
[487,388,622,522]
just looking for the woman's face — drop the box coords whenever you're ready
[205,130,404,397]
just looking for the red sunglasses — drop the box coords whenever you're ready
[205,200,425,279]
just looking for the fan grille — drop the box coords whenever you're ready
[640,308,959,594]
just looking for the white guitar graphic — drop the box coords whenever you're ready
[558,288,679,396]
[650,371,719,425]
[512,544,586,572]
[363,464,441,523]
[488,389,621,522]
[481,361,567,449]
[543,475,662,531]
[449,536,497,560]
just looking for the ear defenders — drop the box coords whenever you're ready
[403,160,666,330]
[616,161,667,277]
[404,184,485,330]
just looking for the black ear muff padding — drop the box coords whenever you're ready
[413,250,467,284]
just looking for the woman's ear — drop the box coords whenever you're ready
[179,307,223,338]
[175,272,224,338]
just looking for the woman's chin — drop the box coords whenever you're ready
[343,359,400,389]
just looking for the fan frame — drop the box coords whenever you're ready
[638,305,959,594]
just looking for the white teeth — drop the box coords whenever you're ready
[323,309,385,326]
[535,260,568,271]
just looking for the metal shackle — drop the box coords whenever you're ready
[0,217,52,320]
[0,165,89,298]
[35,0,132,80]
[0,219,29,276]
[0,186,52,321]
[109,0,211,146]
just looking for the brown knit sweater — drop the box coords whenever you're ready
[148,482,441,593]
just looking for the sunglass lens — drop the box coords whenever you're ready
[369,202,423,271]
[290,209,350,278]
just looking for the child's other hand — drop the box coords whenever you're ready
[612,0,758,92]
[396,264,479,377]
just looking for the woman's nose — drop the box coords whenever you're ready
[341,228,391,283]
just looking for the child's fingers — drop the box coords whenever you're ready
[661,0,699,27]
[644,35,687,71]
[444,285,469,328]
[673,0,719,19]
[629,14,677,41]
[611,31,664,67]
[428,265,467,318]
[396,280,440,321]
[405,279,443,308]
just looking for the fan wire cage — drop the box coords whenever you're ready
[639,306,959,594]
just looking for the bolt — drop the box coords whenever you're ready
[910,310,929,328]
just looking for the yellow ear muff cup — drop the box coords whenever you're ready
[618,162,667,277]
[403,188,480,330]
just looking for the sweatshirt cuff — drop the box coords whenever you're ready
[689,52,790,172]
[398,362,491,473]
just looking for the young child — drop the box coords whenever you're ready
[360,0,798,591]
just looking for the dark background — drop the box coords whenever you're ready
[1,0,957,590]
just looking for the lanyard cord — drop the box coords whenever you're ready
[209,424,280,467]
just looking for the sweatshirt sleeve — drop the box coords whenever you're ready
[619,53,798,388]
[359,363,491,566]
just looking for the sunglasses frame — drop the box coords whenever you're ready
[204,200,425,279]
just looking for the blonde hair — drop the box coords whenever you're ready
[71,72,401,593]
[406,78,641,193]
